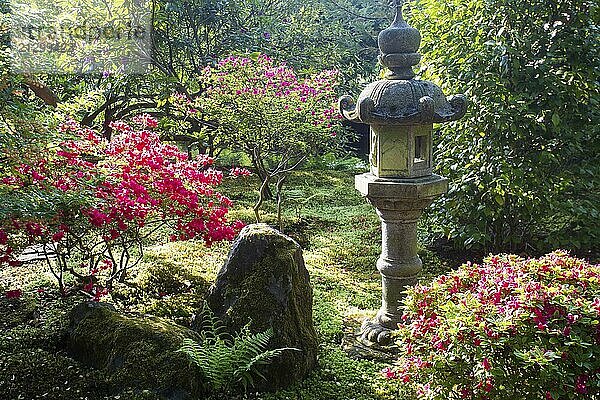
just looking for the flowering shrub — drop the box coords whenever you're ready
[0,115,242,296]
[229,167,252,178]
[174,54,348,225]
[388,251,600,399]
[5,289,22,299]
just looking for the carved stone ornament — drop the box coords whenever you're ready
[339,81,466,126]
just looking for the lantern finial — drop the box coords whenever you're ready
[377,0,421,80]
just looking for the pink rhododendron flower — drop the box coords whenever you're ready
[482,358,491,371]
[387,252,600,399]
[52,231,65,242]
[132,113,158,129]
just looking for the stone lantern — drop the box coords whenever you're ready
[339,0,466,345]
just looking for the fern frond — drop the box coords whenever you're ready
[178,303,298,393]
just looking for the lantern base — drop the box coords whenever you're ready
[356,172,447,346]
[360,311,396,346]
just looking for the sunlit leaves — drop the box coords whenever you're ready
[414,0,600,252]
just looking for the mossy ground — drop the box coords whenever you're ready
[0,168,458,400]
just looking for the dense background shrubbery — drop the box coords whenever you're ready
[412,0,600,253]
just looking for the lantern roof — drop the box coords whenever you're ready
[339,0,467,126]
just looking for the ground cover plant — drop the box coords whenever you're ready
[179,303,297,393]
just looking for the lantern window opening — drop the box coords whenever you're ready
[414,135,425,161]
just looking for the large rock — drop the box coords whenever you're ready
[66,302,205,399]
[205,223,318,390]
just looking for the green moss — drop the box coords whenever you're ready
[312,286,344,343]
[68,303,205,398]
[256,345,397,400]
[133,240,225,295]
[138,291,205,324]
[0,295,37,330]
[0,348,111,400]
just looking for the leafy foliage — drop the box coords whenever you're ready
[179,303,295,392]
[152,0,385,89]
[52,0,386,136]
[412,0,600,252]
[389,251,600,399]
[1,70,58,181]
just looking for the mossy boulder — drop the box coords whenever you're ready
[205,223,318,390]
[66,302,205,399]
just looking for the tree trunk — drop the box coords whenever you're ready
[103,108,114,141]
[253,175,271,223]
[276,174,287,232]
[252,157,273,200]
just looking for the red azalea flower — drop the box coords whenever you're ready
[482,358,491,371]
[6,289,22,299]
[575,374,588,394]
[83,281,94,292]
[380,367,397,380]
[52,230,65,242]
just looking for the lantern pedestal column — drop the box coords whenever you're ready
[355,173,447,345]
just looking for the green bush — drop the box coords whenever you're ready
[411,0,600,252]
[134,260,208,296]
[389,251,600,399]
